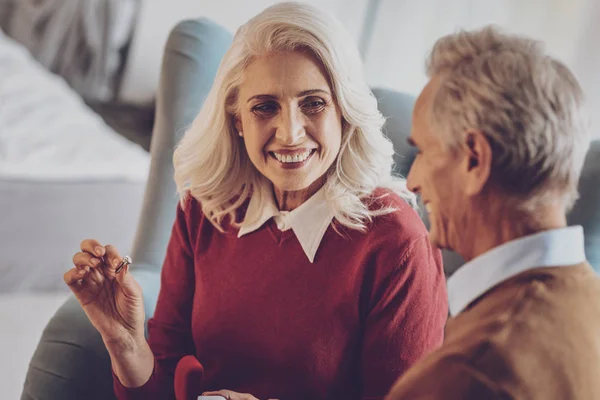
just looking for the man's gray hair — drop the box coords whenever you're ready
[426,25,590,211]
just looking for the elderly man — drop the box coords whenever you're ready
[386,26,600,399]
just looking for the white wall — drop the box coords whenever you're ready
[119,0,369,105]
[119,0,599,139]
[364,0,599,138]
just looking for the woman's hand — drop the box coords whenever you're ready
[201,390,263,400]
[64,239,145,346]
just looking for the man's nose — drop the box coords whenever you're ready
[406,164,420,194]
[276,108,305,146]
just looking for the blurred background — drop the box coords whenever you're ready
[120,0,600,132]
[0,0,598,398]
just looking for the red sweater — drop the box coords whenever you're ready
[113,190,448,400]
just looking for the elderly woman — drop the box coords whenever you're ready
[63,3,447,400]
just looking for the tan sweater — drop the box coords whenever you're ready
[386,262,600,400]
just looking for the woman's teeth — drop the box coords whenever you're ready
[273,150,312,163]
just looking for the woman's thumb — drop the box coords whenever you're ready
[115,263,141,297]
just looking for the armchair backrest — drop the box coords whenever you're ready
[130,19,233,271]
[372,87,600,274]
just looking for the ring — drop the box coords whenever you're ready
[115,256,132,274]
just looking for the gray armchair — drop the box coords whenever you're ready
[21,18,600,400]
[20,18,233,400]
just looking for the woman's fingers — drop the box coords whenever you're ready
[66,251,108,285]
[104,244,123,274]
[64,266,88,287]
[72,251,102,270]
[202,390,260,400]
[80,238,106,258]
[77,240,126,276]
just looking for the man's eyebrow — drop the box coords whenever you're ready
[406,137,417,147]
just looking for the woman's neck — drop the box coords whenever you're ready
[273,177,326,211]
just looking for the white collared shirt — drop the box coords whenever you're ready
[447,226,587,316]
[237,181,335,263]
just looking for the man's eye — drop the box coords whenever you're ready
[252,102,279,115]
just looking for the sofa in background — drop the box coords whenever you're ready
[20,17,600,400]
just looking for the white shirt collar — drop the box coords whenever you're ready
[447,226,586,316]
[237,181,335,263]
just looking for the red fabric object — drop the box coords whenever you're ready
[175,355,205,400]
[113,190,448,400]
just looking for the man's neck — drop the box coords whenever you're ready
[458,201,567,262]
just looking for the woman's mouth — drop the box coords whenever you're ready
[269,149,316,168]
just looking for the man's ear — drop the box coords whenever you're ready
[463,129,492,196]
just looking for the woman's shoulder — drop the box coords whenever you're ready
[176,193,217,238]
[367,187,414,209]
[178,192,203,220]
[178,192,244,236]
[365,188,428,243]
[352,189,438,279]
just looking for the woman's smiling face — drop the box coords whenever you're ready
[235,50,343,194]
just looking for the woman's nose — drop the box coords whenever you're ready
[275,108,305,146]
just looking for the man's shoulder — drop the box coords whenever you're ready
[466,262,600,324]
[386,347,504,400]
[440,264,600,398]
[388,264,600,400]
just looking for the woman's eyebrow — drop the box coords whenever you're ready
[247,94,278,103]
[296,88,330,97]
[247,89,330,104]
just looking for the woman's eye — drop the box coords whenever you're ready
[252,102,279,116]
[301,98,326,113]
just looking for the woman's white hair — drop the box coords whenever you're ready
[426,25,590,212]
[174,2,414,232]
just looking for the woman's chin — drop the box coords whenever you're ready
[270,180,313,193]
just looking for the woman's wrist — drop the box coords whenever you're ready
[105,334,155,388]
[103,330,146,355]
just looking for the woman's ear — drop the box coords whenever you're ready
[234,117,243,137]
